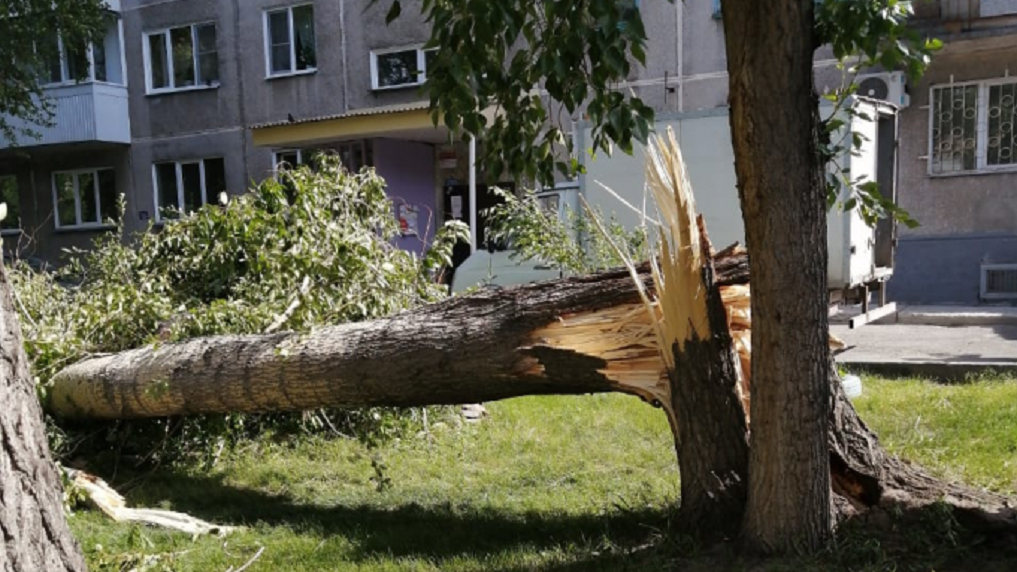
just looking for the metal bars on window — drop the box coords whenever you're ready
[930,78,1017,175]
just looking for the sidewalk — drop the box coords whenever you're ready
[832,322,1017,380]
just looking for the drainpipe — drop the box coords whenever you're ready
[676,0,684,112]
[469,136,477,253]
[340,0,349,114]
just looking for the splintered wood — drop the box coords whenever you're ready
[525,278,754,418]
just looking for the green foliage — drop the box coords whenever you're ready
[378,0,938,229]
[483,188,647,274]
[817,0,940,229]
[12,156,468,460]
[0,0,109,144]
[375,0,657,186]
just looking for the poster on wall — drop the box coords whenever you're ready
[450,196,463,219]
[398,203,419,237]
[439,147,458,169]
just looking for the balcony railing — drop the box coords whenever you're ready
[1,82,130,149]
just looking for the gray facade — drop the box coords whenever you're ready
[889,3,1017,304]
[2,0,1016,308]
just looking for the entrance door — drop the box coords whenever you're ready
[443,182,515,270]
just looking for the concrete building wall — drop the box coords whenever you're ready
[126,130,249,230]
[1,146,132,264]
[890,34,1017,304]
[237,0,347,126]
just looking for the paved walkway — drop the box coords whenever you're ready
[832,323,1017,380]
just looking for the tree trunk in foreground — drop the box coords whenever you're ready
[0,264,86,572]
[723,0,832,554]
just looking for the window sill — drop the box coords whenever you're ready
[146,84,220,97]
[372,82,424,92]
[266,69,317,81]
[55,224,117,233]
[928,166,1017,178]
[0,229,22,237]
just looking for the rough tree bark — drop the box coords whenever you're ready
[723,0,833,553]
[0,264,87,571]
[48,255,750,421]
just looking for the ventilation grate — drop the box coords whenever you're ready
[981,264,1017,299]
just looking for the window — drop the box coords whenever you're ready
[265,5,316,77]
[0,175,20,233]
[153,158,226,221]
[52,169,118,229]
[273,149,305,172]
[371,46,436,90]
[930,79,1017,175]
[38,32,108,85]
[144,23,218,93]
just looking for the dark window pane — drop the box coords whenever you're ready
[424,49,437,79]
[181,162,202,213]
[268,10,291,73]
[97,169,117,222]
[93,41,107,82]
[376,50,417,87]
[0,176,20,230]
[65,42,90,82]
[155,162,179,220]
[196,24,218,85]
[204,158,226,199]
[170,26,195,87]
[292,5,316,70]
[40,33,63,83]
[276,151,299,169]
[78,172,98,224]
[54,173,77,227]
[149,33,169,89]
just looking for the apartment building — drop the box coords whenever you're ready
[888,0,1017,304]
[3,0,1017,307]
[0,0,452,264]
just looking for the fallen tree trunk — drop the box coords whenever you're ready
[48,253,749,421]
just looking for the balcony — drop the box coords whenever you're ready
[1,82,130,149]
[1,8,128,150]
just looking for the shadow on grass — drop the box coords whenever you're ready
[114,469,676,568]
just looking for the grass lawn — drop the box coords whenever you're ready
[70,376,1017,571]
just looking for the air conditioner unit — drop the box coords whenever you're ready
[856,71,910,108]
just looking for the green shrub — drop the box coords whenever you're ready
[12,155,467,463]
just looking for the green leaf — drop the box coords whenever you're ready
[386,1,402,24]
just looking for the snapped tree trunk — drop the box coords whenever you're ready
[48,255,751,421]
[723,0,833,554]
[0,264,87,572]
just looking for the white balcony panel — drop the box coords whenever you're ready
[2,83,130,149]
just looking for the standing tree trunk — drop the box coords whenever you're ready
[0,263,87,571]
[722,0,833,553]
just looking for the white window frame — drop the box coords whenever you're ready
[370,45,436,91]
[151,158,224,223]
[928,77,1017,177]
[273,149,304,170]
[51,168,117,231]
[263,4,317,78]
[142,22,219,95]
[39,35,103,87]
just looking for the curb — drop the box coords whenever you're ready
[838,359,1017,382]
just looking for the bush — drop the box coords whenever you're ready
[12,155,468,463]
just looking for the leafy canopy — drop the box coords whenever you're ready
[14,157,467,459]
[0,0,109,144]
[380,0,938,225]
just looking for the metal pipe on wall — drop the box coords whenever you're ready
[469,136,477,253]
